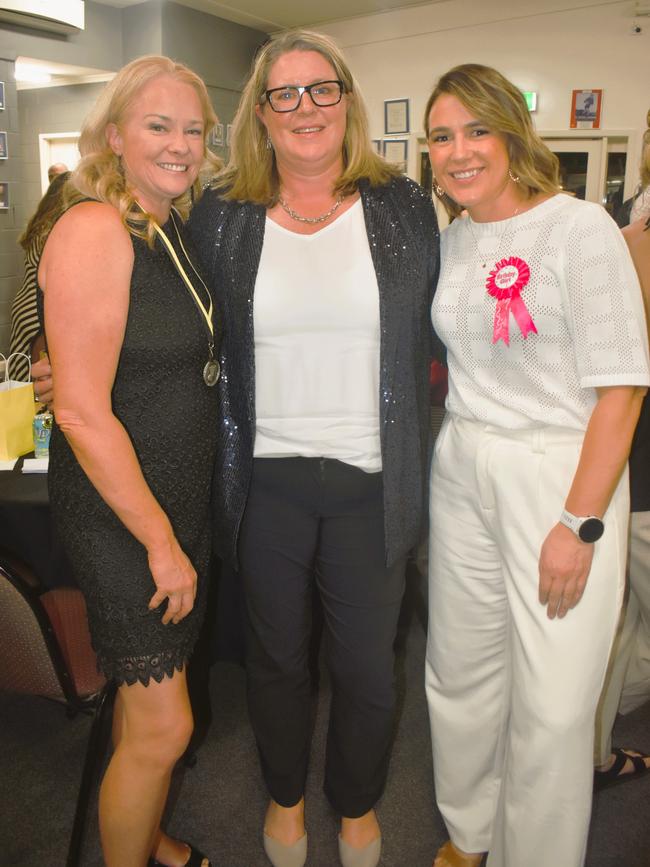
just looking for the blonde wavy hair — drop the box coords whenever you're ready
[423,63,561,218]
[68,55,220,244]
[213,29,400,204]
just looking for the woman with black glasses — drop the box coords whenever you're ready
[188,29,439,867]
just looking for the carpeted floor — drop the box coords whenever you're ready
[1,581,649,867]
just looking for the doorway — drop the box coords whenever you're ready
[543,136,629,216]
[38,133,80,193]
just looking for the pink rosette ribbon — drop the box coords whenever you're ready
[486,256,537,346]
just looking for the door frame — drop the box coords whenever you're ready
[540,128,638,204]
[38,132,80,193]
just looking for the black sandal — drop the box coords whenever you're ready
[148,840,212,867]
[594,747,650,791]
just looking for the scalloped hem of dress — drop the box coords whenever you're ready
[102,649,188,687]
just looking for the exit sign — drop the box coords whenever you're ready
[522,91,538,112]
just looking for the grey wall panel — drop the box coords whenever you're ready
[162,2,265,91]
[0,2,123,72]
[123,0,163,63]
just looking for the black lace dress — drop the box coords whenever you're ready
[40,216,219,686]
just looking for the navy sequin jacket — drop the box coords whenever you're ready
[188,175,441,568]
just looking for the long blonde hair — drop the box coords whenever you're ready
[424,63,561,218]
[213,29,400,204]
[69,55,220,243]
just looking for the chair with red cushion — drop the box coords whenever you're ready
[0,552,116,867]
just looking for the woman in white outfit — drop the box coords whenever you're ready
[423,64,650,867]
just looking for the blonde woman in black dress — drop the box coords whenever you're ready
[38,57,219,867]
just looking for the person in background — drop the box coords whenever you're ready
[9,170,70,382]
[631,128,650,223]
[47,161,69,183]
[188,29,438,867]
[615,126,650,228]
[423,64,649,867]
[37,56,218,867]
[594,212,650,790]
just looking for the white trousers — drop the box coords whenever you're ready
[595,510,650,763]
[425,414,629,867]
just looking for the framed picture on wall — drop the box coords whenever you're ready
[384,98,410,135]
[383,138,408,172]
[211,122,224,147]
[371,139,381,154]
[0,82,5,111]
[0,181,8,210]
[570,89,602,129]
[0,131,7,159]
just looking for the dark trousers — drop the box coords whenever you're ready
[238,457,406,818]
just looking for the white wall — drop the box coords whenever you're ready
[318,0,650,189]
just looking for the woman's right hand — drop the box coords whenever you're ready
[147,540,197,625]
[32,355,53,405]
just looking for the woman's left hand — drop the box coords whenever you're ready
[538,522,595,619]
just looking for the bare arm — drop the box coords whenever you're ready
[40,202,196,624]
[539,384,645,619]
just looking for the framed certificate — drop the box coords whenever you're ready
[384,98,410,135]
[211,122,224,147]
[383,138,408,172]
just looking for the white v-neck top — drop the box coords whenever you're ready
[252,199,382,472]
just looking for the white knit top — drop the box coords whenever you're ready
[432,194,650,430]
[252,199,382,472]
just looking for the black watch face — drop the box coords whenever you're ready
[579,517,604,543]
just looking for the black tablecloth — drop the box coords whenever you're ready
[0,457,74,587]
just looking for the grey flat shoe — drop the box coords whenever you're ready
[263,832,307,867]
[338,834,381,867]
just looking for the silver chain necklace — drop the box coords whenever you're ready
[278,194,344,224]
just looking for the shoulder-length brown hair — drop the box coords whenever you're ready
[213,29,400,204]
[69,55,220,244]
[423,63,561,218]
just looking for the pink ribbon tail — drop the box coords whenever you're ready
[510,294,538,339]
[492,299,512,346]
[492,293,537,345]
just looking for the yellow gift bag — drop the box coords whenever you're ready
[0,352,37,460]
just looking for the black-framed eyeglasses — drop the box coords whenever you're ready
[264,80,345,113]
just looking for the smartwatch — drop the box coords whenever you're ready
[560,509,604,543]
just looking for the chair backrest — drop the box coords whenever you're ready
[0,560,73,701]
